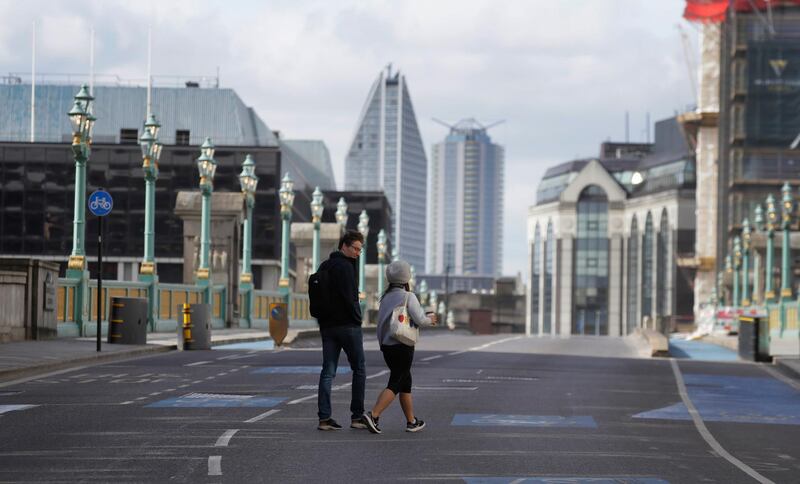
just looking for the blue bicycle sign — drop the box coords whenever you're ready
[88,190,113,217]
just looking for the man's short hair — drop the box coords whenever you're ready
[339,230,365,249]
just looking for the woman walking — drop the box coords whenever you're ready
[363,260,437,434]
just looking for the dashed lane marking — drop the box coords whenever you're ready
[208,456,222,476]
[120,401,134,405]
[447,336,524,357]
[244,409,280,423]
[287,369,389,405]
[420,354,442,361]
[185,361,211,367]
[215,429,239,447]
[0,404,38,415]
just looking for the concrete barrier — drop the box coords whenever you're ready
[637,328,669,356]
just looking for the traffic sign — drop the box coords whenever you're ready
[88,189,113,216]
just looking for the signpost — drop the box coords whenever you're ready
[269,302,288,346]
[88,189,113,352]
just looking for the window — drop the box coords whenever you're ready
[119,129,139,144]
[642,212,654,320]
[543,221,554,335]
[657,209,670,318]
[572,185,609,335]
[627,217,639,334]
[176,130,191,146]
[531,224,541,334]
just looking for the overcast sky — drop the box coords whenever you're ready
[0,0,697,278]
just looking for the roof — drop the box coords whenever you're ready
[0,84,279,147]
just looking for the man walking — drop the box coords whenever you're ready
[314,230,368,430]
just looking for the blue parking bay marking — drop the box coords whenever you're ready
[634,374,800,425]
[147,393,286,408]
[214,340,275,350]
[462,478,668,483]
[252,366,349,374]
[452,414,597,428]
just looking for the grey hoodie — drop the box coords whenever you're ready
[376,287,433,346]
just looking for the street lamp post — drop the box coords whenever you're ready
[196,137,217,304]
[724,254,733,306]
[753,204,765,305]
[238,154,258,327]
[733,237,742,308]
[139,113,163,329]
[357,210,369,318]
[741,218,751,307]
[780,183,794,300]
[765,194,778,301]
[311,187,324,271]
[65,85,96,328]
[278,172,295,296]
[335,197,348,233]
[376,229,387,296]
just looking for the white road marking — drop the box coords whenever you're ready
[192,380,204,384]
[204,376,215,380]
[762,365,800,391]
[287,394,317,405]
[78,379,96,384]
[135,396,147,401]
[0,404,37,415]
[148,392,162,396]
[215,429,238,447]
[120,401,135,405]
[447,336,524,356]
[244,409,280,423]
[216,372,228,376]
[185,361,211,367]
[0,366,89,388]
[208,455,222,476]
[287,370,390,405]
[420,354,442,361]
[669,359,774,484]
[178,384,190,388]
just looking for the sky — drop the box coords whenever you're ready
[0,0,698,278]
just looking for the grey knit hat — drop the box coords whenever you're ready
[386,260,411,284]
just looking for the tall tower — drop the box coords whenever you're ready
[428,119,504,276]
[344,65,428,270]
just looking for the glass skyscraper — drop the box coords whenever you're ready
[428,119,504,276]
[344,66,427,270]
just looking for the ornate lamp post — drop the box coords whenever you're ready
[392,247,399,262]
[765,194,778,301]
[419,279,428,306]
[238,154,258,326]
[335,197,348,232]
[278,172,295,294]
[741,218,751,307]
[376,229,387,296]
[196,137,217,303]
[65,85,96,327]
[724,254,733,306]
[753,204,765,305]
[410,265,417,291]
[357,210,369,317]
[780,183,794,300]
[733,236,742,308]
[311,187,324,271]
[138,113,162,329]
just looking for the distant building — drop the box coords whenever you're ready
[527,117,696,337]
[428,119,504,276]
[279,139,336,191]
[344,65,428,270]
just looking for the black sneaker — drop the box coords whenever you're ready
[406,417,425,432]
[362,411,382,434]
[318,418,342,430]
[350,416,368,429]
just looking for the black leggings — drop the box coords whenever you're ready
[380,344,414,394]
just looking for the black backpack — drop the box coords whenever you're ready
[308,266,334,319]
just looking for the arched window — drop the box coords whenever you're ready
[573,185,609,335]
[656,209,670,318]
[543,221,554,335]
[627,217,639,334]
[641,212,654,320]
[531,224,541,334]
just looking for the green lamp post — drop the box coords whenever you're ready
[724,254,733,306]
[780,183,794,300]
[741,218,751,307]
[419,279,428,306]
[238,154,258,327]
[138,113,162,329]
[376,229,387,296]
[65,85,96,328]
[335,197,348,233]
[278,172,295,295]
[765,194,778,301]
[753,204,764,305]
[733,237,742,308]
[311,187,324,271]
[357,210,369,317]
[196,137,217,303]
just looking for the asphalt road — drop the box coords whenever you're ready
[0,333,798,483]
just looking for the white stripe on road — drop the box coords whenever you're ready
[208,456,222,476]
[244,409,280,423]
[0,366,89,388]
[669,359,774,484]
[287,370,390,405]
[420,354,442,361]
[185,361,211,367]
[447,336,524,356]
[762,365,800,391]
[215,429,238,447]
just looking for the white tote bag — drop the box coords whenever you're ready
[389,292,419,346]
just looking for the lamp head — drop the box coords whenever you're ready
[238,154,258,194]
[201,137,215,159]
[335,197,348,226]
[279,172,295,208]
[144,113,161,139]
[358,210,369,237]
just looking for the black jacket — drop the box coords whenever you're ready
[316,251,362,328]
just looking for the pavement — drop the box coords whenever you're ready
[0,327,318,382]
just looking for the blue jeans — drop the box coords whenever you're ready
[317,326,366,420]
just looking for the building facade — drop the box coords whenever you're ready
[344,66,428,270]
[427,119,504,276]
[527,118,696,336]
